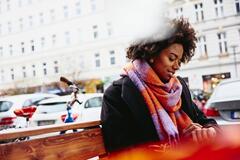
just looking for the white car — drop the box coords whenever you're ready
[30,93,103,127]
[0,93,58,130]
[204,78,240,125]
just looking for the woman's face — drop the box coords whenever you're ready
[151,43,183,83]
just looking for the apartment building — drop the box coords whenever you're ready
[169,0,240,92]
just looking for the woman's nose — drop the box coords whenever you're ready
[173,61,180,70]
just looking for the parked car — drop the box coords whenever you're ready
[190,89,208,111]
[204,78,240,125]
[0,93,58,130]
[30,93,103,127]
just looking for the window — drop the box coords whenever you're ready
[217,32,228,54]
[175,7,183,18]
[95,53,100,67]
[18,0,22,7]
[109,50,115,65]
[30,40,35,52]
[194,3,204,22]
[43,63,47,75]
[90,0,96,12]
[28,0,32,5]
[239,29,240,40]
[214,0,224,17]
[197,36,208,58]
[19,18,23,30]
[6,0,11,11]
[0,101,13,112]
[50,9,55,21]
[0,2,2,14]
[40,37,45,48]
[52,34,56,45]
[54,61,59,73]
[39,12,44,24]
[1,69,4,82]
[236,0,240,14]
[21,42,25,53]
[22,66,26,78]
[28,16,33,26]
[9,44,13,55]
[64,31,70,44]
[10,68,14,80]
[75,1,81,15]
[63,5,69,18]
[0,47,3,56]
[32,64,36,77]
[84,97,103,108]
[93,25,98,39]
[106,22,112,36]
[7,21,12,33]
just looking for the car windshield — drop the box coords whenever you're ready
[84,97,103,108]
[23,97,52,108]
[0,101,13,112]
[36,102,67,113]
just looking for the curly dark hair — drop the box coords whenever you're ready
[126,18,197,63]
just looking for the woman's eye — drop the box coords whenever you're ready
[169,57,175,61]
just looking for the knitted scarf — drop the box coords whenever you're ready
[122,59,192,143]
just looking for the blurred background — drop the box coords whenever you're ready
[0,0,240,128]
[0,0,239,96]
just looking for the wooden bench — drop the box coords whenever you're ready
[0,120,107,160]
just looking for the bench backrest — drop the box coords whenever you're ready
[0,121,107,160]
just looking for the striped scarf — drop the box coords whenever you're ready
[122,59,192,144]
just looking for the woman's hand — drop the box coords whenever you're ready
[182,123,217,143]
[191,127,216,143]
[182,123,202,138]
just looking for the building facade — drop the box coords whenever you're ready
[0,0,130,94]
[0,0,239,94]
[169,0,240,92]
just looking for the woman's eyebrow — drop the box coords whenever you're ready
[170,52,178,58]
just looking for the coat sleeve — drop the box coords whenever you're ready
[192,101,217,126]
[191,101,222,133]
[177,76,219,129]
[100,84,140,152]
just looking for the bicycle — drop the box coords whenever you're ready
[59,76,82,134]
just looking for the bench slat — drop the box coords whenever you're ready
[0,120,101,140]
[0,128,106,160]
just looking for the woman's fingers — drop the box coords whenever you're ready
[196,129,204,143]
[192,123,203,128]
[202,128,208,140]
[206,127,216,138]
[192,131,198,143]
[182,123,202,137]
[191,127,217,143]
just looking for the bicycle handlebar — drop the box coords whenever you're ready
[60,76,73,86]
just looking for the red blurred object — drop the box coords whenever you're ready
[0,117,16,125]
[14,105,37,118]
[203,107,220,117]
[107,125,240,160]
[61,113,78,122]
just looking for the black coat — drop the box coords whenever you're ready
[101,76,218,152]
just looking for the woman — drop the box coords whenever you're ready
[101,18,219,152]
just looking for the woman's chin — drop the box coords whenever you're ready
[161,77,171,83]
